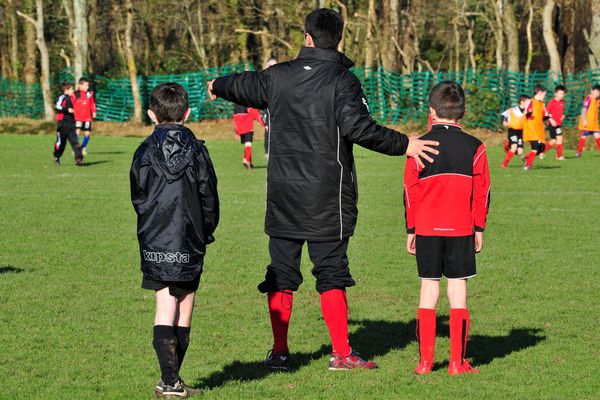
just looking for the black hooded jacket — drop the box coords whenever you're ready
[213,47,408,241]
[130,124,219,281]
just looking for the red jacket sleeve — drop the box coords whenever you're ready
[472,144,491,232]
[403,157,420,233]
[248,108,265,127]
[90,91,97,115]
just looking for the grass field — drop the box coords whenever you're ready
[1,132,599,399]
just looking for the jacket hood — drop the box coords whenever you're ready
[297,47,355,69]
[149,124,197,180]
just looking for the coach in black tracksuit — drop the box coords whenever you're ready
[209,9,438,369]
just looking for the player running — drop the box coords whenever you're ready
[523,85,548,170]
[500,95,529,168]
[576,85,600,157]
[233,104,265,169]
[544,85,566,160]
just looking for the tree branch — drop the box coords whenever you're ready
[16,10,36,26]
[234,28,293,50]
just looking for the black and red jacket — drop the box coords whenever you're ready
[404,123,490,236]
[233,104,265,135]
[55,94,75,125]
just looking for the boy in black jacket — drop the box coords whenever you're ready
[130,83,219,398]
[53,82,84,166]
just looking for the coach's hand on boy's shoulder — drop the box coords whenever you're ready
[207,79,217,100]
[406,233,416,256]
[474,231,483,253]
[406,136,439,168]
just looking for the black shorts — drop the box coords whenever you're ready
[507,129,523,148]
[547,126,562,139]
[258,236,355,294]
[239,132,253,144]
[416,235,476,280]
[529,141,545,153]
[141,275,201,298]
[75,121,92,131]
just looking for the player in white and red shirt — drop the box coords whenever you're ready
[544,85,566,160]
[73,77,97,154]
[233,103,265,169]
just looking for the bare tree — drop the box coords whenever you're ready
[503,0,520,72]
[22,0,38,83]
[17,0,54,120]
[6,0,20,79]
[586,0,600,69]
[525,0,534,74]
[364,0,376,69]
[124,0,142,123]
[543,0,561,80]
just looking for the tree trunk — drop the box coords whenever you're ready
[17,0,54,120]
[503,0,520,72]
[87,0,97,73]
[365,0,376,69]
[7,0,20,79]
[335,0,348,54]
[124,0,142,123]
[452,1,461,73]
[399,0,422,74]
[23,0,37,84]
[587,0,600,69]
[73,0,89,79]
[525,0,534,74]
[543,0,562,80]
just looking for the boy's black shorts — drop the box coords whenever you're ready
[547,125,562,139]
[416,235,476,280]
[142,274,201,298]
[239,132,253,144]
[75,121,92,131]
[507,128,523,148]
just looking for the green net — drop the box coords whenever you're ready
[2,65,599,129]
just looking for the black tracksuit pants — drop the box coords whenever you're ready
[54,122,83,161]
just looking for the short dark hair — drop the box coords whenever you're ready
[428,81,465,121]
[304,8,343,49]
[555,85,566,92]
[78,77,89,85]
[149,82,189,123]
[533,85,546,94]
[519,94,530,103]
[61,82,74,92]
[593,84,600,92]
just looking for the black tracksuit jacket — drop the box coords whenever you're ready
[130,124,219,281]
[213,47,409,241]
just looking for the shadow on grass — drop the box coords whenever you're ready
[195,318,546,389]
[0,265,24,274]
[89,151,125,155]
[82,160,111,167]
[194,318,416,390]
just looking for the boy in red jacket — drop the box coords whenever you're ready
[404,81,490,376]
[233,103,265,169]
[73,77,96,155]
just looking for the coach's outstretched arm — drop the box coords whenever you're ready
[335,71,438,166]
[207,70,269,110]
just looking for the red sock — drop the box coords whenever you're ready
[557,144,563,158]
[577,137,586,154]
[503,139,509,153]
[268,290,294,353]
[416,308,436,363]
[595,138,600,153]
[501,151,515,167]
[545,142,553,153]
[525,151,537,167]
[449,308,470,364]
[244,145,252,163]
[320,289,351,357]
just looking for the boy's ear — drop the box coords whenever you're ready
[304,32,314,48]
[183,108,191,123]
[147,109,158,124]
[429,107,437,121]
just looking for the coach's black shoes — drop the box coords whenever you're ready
[154,380,188,398]
[262,349,291,371]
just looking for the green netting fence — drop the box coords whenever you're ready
[2,65,600,130]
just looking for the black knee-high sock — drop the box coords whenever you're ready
[174,326,191,370]
[153,325,179,386]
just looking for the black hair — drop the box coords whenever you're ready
[78,77,90,85]
[593,84,600,92]
[149,82,189,123]
[428,81,465,121]
[555,85,566,92]
[519,94,530,103]
[61,81,74,92]
[533,85,546,94]
[304,8,343,49]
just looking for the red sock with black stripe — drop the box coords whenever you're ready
[416,308,436,363]
[320,289,351,357]
[268,290,294,353]
[450,308,470,364]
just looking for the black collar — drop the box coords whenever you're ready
[431,122,463,131]
[297,47,355,68]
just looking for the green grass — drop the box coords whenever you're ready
[1,132,599,399]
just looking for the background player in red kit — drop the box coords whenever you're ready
[233,103,265,169]
[404,81,490,376]
[73,77,97,155]
[544,85,566,160]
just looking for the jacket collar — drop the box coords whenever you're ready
[297,47,355,68]
[431,122,463,131]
